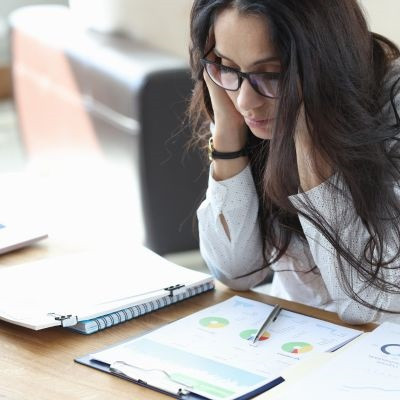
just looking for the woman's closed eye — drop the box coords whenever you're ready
[220,64,237,73]
[219,63,280,78]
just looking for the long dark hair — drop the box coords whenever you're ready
[189,0,400,312]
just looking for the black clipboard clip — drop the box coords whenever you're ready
[48,313,78,327]
[110,360,192,396]
[164,284,186,297]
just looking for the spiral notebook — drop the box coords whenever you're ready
[70,281,214,334]
[0,245,214,333]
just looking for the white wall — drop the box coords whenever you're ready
[2,1,400,64]
[120,0,193,60]
[116,0,400,60]
[68,0,193,60]
[359,0,400,45]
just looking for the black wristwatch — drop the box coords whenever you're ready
[208,137,248,161]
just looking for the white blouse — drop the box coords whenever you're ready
[197,163,400,325]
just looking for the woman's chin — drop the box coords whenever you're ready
[248,125,273,140]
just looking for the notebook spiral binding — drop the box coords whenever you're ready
[69,281,215,335]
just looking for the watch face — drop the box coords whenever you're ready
[208,137,214,161]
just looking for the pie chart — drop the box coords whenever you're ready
[381,344,400,356]
[199,316,229,328]
[281,341,313,354]
[240,329,270,341]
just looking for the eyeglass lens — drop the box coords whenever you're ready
[205,63,278,98]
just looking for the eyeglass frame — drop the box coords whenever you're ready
[200,48,281,99]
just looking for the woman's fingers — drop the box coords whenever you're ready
[202,70,246,131]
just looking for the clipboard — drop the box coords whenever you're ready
[75,296,361,400]
[75,348,283,399]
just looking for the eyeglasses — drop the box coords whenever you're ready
[200,53,281,99]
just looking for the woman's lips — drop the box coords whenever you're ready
[244,118,274,128]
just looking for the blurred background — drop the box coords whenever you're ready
[0,0,398,275]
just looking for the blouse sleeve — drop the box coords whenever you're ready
[197,164,270,290]
[288,175,400,324]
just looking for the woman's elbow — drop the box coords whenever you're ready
[336,302,378,325]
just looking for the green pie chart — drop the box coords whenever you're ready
[199,316,229,328]
[281,341,313,354]
[240,329,270,341]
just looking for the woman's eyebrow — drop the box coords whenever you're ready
[214,48,280,65]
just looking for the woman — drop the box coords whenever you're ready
[189,0,400,324]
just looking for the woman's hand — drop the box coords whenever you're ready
[203,70,250,181]
[295,105,333,191]
[203,70,248,151]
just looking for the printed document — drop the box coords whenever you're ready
[90,296,362,400]
[273,321,400,400]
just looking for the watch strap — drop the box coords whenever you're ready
[208,137,248,161]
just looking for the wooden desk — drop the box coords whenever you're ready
[0,244,377,400]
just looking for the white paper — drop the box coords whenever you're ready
[91,296,362,400]
[0,219,47,254]
[275,321,400,400]
[0,245,212,329]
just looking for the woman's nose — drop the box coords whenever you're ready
[236,79,265,114]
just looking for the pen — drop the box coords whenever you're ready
[251,304,282,345]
